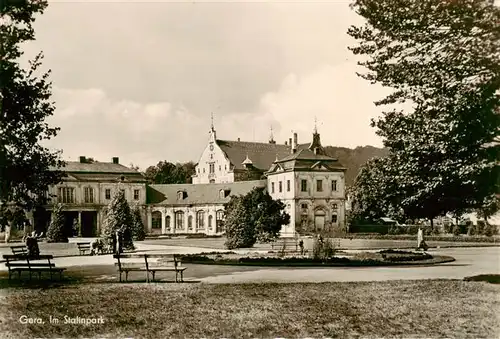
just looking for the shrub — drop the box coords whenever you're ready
[101,189,135,251]
[131,208,146,241]
[484,223,498,237]
[224,187,290,249]
[46,204,68,243]
[312,237,337,260]
[452,224,462,236]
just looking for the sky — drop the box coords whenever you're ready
[22,0,393,170]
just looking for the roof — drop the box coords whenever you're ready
[147,180,267,205]
[68,172,146,182]
[268,148,346,173]
[277,148,338,163]
[51,161,146,182]
[216,140,291,171]
[51,161,140,174]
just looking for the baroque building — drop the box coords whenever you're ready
[42,123,346,237]
[40,157,147,236]
[149,123,346,236]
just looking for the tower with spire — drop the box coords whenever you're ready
[268,125,276,144]
[308,116,325,155]
[209,112,217,141]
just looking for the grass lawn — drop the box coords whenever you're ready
[0,280,498,338]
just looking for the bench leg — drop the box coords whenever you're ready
[119,271,122,282]
[181,271,184,282]
[125,271,129,282]
[151,271,156,282]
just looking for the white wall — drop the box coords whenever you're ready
[150,204,226,235]
[192,130,234,184]
[48,181,147,206]
[267,169,346,235]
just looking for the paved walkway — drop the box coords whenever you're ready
[197,247,500,283]
[1,240,498,283]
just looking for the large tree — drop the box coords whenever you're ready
[349,157,404,223]
[348,0,500,226]
[0,0,64,212]
[224,187,290,249]
[144,161,196,184]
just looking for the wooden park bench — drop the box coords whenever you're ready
[113,253,187,283]
[77,242,91,256]
[271,237,298,251]
[10,245,27,255]
[3,254,66,281]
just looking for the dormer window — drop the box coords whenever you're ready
[177,191,186,200]
[219,189,231,199]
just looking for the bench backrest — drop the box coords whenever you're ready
[113,253,180,270]
[77,242,91,248]
[3,254,54,268]
[11,246,27,255]
[271,238,298,250]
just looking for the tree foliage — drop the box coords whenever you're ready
[46,203,67,243]
[144,161,196,184]
[348,0,500,224]
[224,187,290,249]
[100,189,134,250]
[131,206,146,241]
[349,157,404,223]
[0,0,64,211]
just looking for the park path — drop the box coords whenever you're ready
[196,247,500,283]
[0,240,498,284]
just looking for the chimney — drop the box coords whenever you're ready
[284,141,288,146]
[292,132,298,153]
[237,137,240,142]
[289,138,292,146]
[79,156,86,163]
[112,157,119,164]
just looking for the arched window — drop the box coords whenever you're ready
[208,215,213,230]
[219,190,225,199]
[188,215,193,230]
[175,211,184,230]
[152,211,162,229]
[165,216,171,232]
[197,211,205,229]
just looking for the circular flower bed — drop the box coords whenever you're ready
[175,249,454,267]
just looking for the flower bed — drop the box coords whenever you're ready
[176,250,449,267]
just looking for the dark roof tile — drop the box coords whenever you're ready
[216,140,291,171]
[148,180,267,205]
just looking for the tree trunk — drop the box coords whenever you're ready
[430,218,434,233]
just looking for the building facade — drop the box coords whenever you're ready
[41,156,147,236]
[266,131,346,235]
[44,124,347,237]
